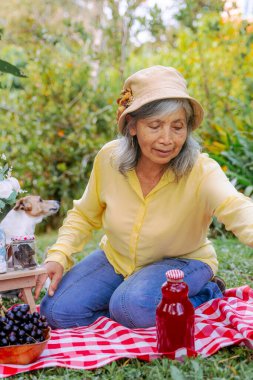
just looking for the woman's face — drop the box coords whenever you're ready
[129,108,188,169]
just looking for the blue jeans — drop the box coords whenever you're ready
[40,250,222,329]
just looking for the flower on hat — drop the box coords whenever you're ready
[116,87,133,121]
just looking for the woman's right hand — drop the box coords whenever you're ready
[34,261,64,300]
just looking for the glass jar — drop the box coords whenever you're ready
[11,235,37,270]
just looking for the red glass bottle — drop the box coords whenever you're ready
[156,269,195,352]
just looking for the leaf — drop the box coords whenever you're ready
[5,190,17,205]
[0,199,5,210]
[0,59,27,78]
[3,163,9,174]
[170,365,186,380]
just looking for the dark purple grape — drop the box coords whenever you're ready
[3,324,12,332]
[6,311,15,320]
[12,325,19,332]
[9,335,17,345]
[26,337,34,344]
[12,306,21,313]
[38,336,45,342]
[15,310,23,319]
[0,331,6,337]
[37,321,43,328]
[0,338,8,346]
[32,312,40,319]
[20,304,30,314]
[36,328,43,337]
[23,324,32,332]
[21,314,28,321]
[0,316,8,324]
[32,317,39,325]
[18,329,26,337]
[30,330,37,338]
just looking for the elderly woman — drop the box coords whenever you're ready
[37,66,253,329]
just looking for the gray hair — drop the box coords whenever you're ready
[112,99,201,179]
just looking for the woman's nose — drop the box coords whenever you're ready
[159,126,173,144]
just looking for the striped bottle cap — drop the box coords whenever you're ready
[11,235,35,242]
[166,269,184,281]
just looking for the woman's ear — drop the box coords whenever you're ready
[126,115,137,136]
[129,124,137,136]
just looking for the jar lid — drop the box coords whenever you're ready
[11,235,35,242]
[166,269,184,281]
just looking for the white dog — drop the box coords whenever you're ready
[0,195,60,297]
[0,195,60,245]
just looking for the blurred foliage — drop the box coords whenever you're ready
[0,0,252,231]
[175,0,224,31]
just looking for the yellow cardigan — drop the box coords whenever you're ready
[45,140,253,277]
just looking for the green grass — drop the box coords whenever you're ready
[2,233,253,380]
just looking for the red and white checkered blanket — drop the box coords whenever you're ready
[1,285,253,378]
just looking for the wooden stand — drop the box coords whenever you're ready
[0,266,47,313]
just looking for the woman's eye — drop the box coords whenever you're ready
[149,124,160,129]
[173,124,184,130]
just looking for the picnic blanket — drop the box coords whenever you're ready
[0,285,253,378]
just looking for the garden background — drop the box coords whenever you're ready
[0,1,253,379]
[1,0,252,231]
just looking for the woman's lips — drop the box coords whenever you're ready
[154,149,173,156]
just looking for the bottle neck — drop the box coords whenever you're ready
[167,279,183,283]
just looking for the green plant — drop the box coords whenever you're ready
[209,122,253,197]
[0,42,117,221]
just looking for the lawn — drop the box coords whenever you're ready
[2,232,253,380]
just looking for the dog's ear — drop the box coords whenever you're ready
[14,199,24,210]
[14,198,32,211]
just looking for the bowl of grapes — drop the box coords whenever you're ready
[0,303,51,365]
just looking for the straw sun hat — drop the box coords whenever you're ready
[117,65,204,132]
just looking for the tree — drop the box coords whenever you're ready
[175,0,224,31]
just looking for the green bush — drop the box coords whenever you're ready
[0,44,118,223]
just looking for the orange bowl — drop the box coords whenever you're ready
[0,328,51,365]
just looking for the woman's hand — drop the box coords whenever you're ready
[34,261,64,300]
